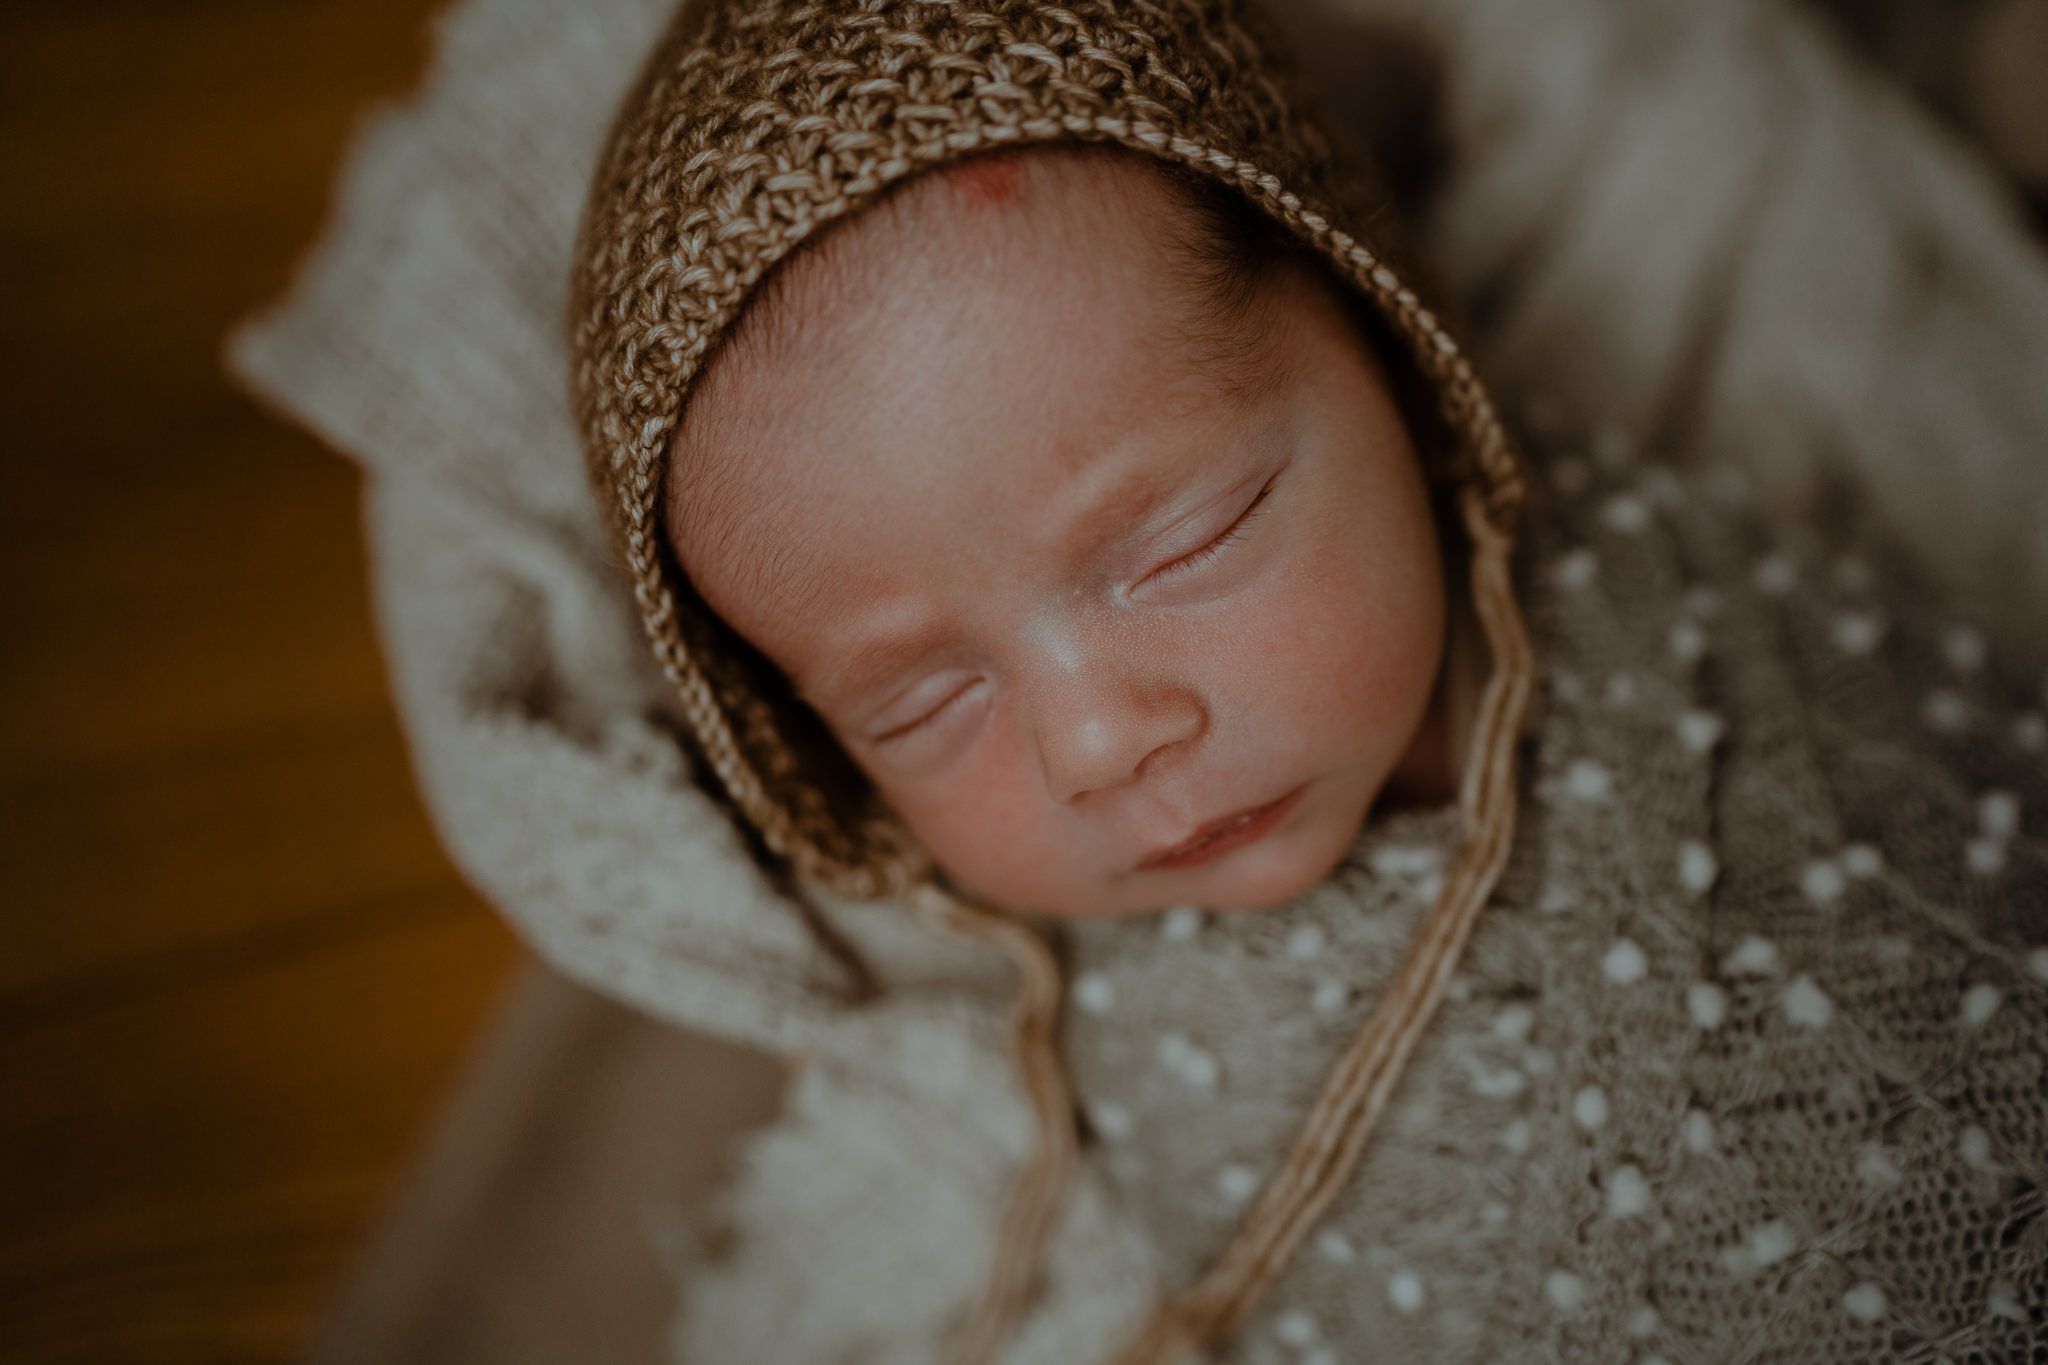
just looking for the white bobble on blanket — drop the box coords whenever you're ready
[1923,688,1970,732]
[1606,1164,1653,1218]
[1979,790,2020,838]
[1546,1270,1588,1312]
[1829,612,1884,655]
[1959,1125,2001,1174]
[1800,859,1846,908]
[1678,841,1719,895]
[1554,547,1599,590]
[1842,1282,1888,1323]
[1073,972,1116,1015]
[1668,620,1708,663]
[1564,759,1614,801]
[1273,1309,1318,1346]
[1216,1163,1260,1205]
[1966,839,2008,877]
[1942,625,1986,673]
[1753,553,1797,595]
[1157,1033,1219,1090]
[1675,709,1725,754]
[1286,923,1327,959]
[1603,938,1649,984]
[1722,936,1781,977]
[1959,983,2003,1028]
[1857,1144,1903,1186]
[1720,1220,1797,1275]
[1091,1102,1134,1141]
[1602,493,1650,534]
[1988,1283,2028,1323]
[1468,1060,1528,1100]
[1492,1003,1536,1042]
[1781,975,1835,1028]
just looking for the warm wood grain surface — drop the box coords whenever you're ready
[0,3,522,1360]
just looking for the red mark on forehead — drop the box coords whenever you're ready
[950,154,1023,211]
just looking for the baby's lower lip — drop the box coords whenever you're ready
[1139,786,1307,872]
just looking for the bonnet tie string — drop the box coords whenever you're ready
[1110,481,1533,1364]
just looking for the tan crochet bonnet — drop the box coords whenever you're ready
[569,0,1533,1359]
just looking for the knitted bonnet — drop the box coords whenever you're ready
[569,0,1533,1359]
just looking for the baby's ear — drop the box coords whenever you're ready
[1270,8,1449,218]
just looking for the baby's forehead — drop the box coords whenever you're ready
[669,147,1302,520]
[706,148,1279,387]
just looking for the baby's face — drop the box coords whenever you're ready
[671,154,1446,916]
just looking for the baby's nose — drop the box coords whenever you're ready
[1032,669,1205,804]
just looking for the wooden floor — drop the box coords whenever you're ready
[0,4,522,1361]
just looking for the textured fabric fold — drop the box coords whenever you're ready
[232,0,1018,1060]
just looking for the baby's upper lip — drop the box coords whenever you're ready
[1136,788,1297,870]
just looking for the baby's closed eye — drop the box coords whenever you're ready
[1137,475,1278,592]
[866,669,989,745]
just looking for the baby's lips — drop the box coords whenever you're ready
[1137,785,1306,871]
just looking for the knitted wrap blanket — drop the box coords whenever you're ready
[1061,440,2048,1364]
[670,435,2048,1364]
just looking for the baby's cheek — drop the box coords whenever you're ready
[1225,534,1443,781]
[884,728,1081,909]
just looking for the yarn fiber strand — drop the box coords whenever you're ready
[1110,483,1532,1363]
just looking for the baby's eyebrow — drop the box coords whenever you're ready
[1155,250,1303,417]
[803,614,954,709]
[1177,302,1298,415]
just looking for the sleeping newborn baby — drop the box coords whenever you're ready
[569,1,2048,1361]
[664,146,1463,919]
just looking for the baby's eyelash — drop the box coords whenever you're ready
[1152,482,1274,582]
[873,676,982,743]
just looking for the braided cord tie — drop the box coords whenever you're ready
[906,880,1081,1365]
[1109,482,1534,1364]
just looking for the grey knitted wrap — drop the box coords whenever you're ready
[1060,435,2048,1363]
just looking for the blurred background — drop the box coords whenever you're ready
[0,3,519,1360]
[0,1,2041,1363]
